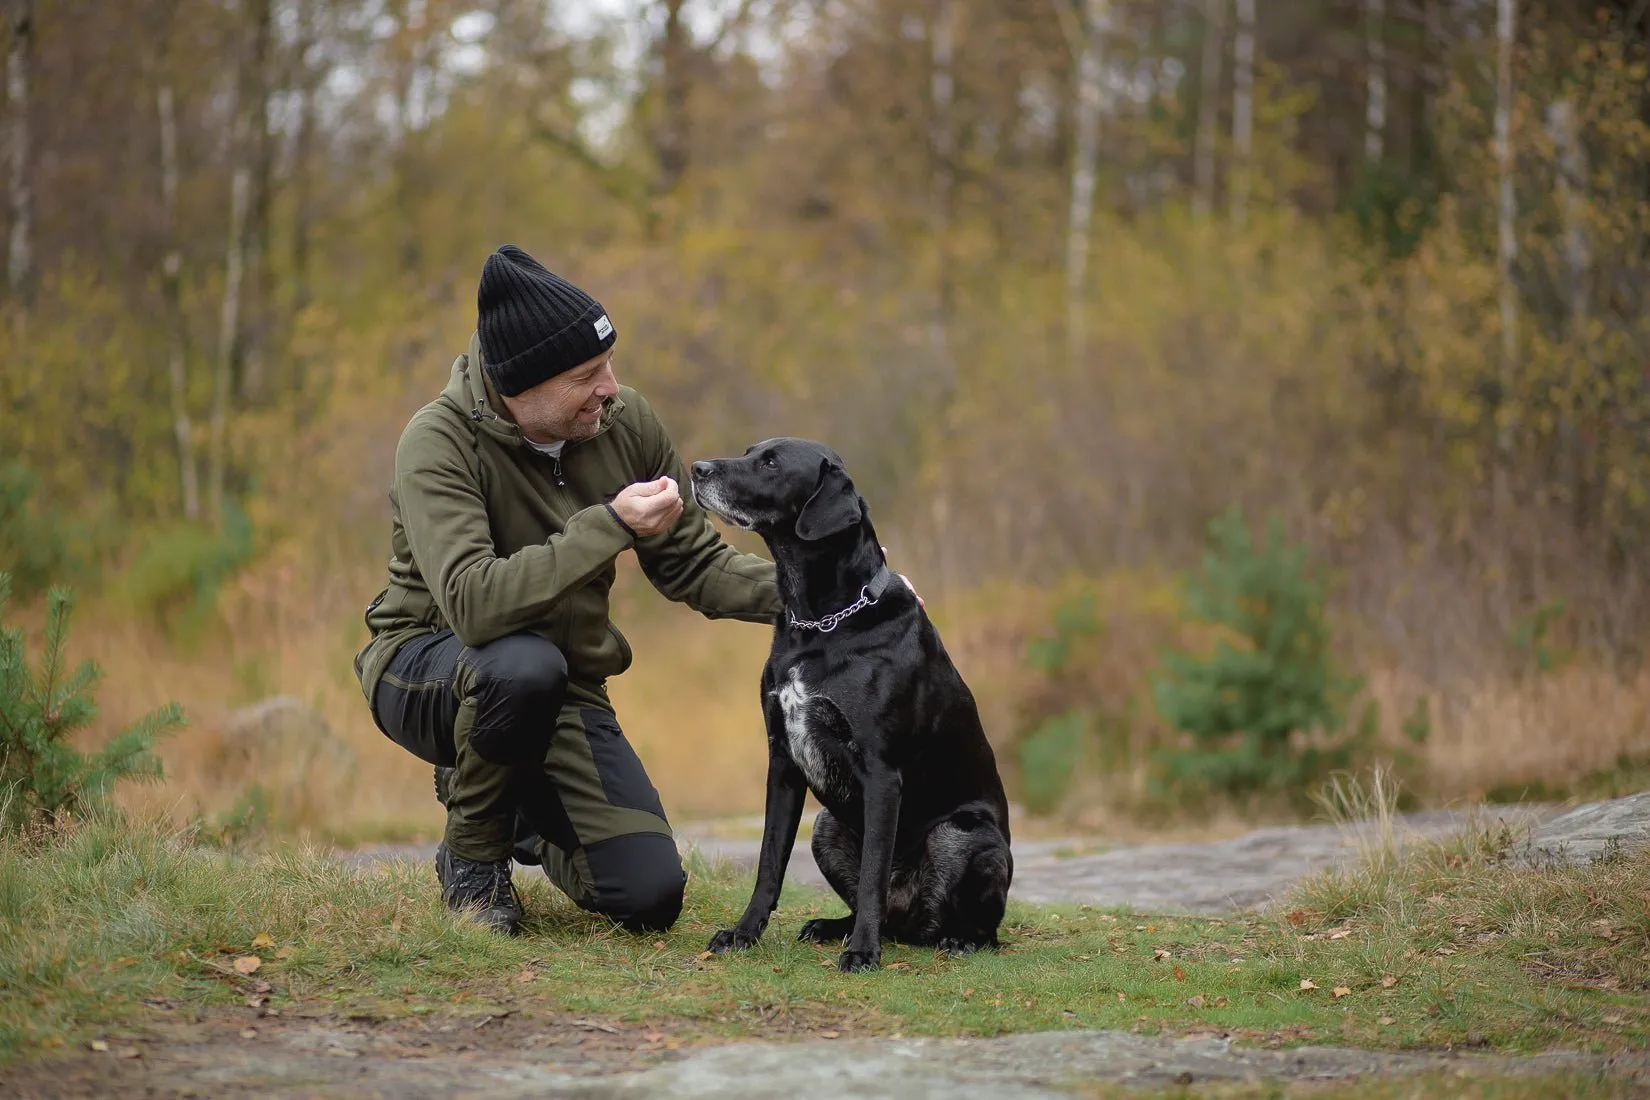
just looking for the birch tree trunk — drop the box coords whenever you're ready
[1193,0,1224,218]
[290,0,316,323]
[1364,0,1386,164]
[1547,98,1591,530]
[1229,0,1254,227]
[1064,0,1107,370]
[928,0,956,374]
[158,83,198,522]
[653,0,689,202]
[240,0,274,404]
[209,4,263,526]
[1493,0,1517,507]
[6,0,31,303]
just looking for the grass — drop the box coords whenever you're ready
[0,807,1646,1071]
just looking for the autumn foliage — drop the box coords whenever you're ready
[0,1,1646,831]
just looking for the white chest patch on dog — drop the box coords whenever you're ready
[776,667,834,794]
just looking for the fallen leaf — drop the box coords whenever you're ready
[250,932,275,949]
[240,1029,258,1040]
[88,1040,110,1053]
[1213,996,1229,1008]
[232,956,262,975]
[1153,948,1171,961]
[275,947,293,960]
[248,979,272,994]
[1300,979,1318,991]
[1602,1014,1625,1026]
[118,1047,142,1059]
[1434,946,1456,957]
[1333,986,1351,999]
[1327,927,1352,940]
[653,940,666,950]
[772,966,782,973]
[1172,965,1186,982]
[1185,994,1205,1008]
[1381,975,1398,989]
[1135,925,1147,932]
[1285,910,1308,927]
[818,959,835,969]
[962,988,974,998]
[515,970,537,983]
[821,1030,839,1039]
[245,995,268,1009]
[1116,992,1127,1001]
[886,961,911,971]
[700,951,717,962]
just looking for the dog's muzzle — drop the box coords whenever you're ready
[690,474,755,531]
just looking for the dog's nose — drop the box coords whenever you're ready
[690,461,713,480]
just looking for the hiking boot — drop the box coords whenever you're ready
[434,842,520,935]
[434,765,455,808]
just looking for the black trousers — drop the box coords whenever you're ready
[371,629,685,933]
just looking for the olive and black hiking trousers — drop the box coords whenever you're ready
[370,628,685,933]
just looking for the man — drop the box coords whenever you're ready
[353,244,781,935]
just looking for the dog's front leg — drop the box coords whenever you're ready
[708,721,806,953]
[840,766,901,973]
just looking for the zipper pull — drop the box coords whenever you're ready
[551,456,566,487]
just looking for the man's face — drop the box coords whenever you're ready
[501,350,619,444]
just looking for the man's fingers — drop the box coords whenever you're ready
[630,477,671,498]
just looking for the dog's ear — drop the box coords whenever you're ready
[794,458,861,541]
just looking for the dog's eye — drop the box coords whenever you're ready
[759,455,778,470]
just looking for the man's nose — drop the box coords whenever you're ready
[691,461,713,481]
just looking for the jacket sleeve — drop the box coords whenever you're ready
[627,397,782,623]
[395,413,636,647]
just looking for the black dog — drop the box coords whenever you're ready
[690,438,1012,973]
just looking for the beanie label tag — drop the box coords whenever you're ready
[593,314,613,340]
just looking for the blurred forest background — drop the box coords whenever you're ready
[1,0,1648,843]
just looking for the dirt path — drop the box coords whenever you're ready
[7,1006,1647,1099]
[8,793,1648,1098]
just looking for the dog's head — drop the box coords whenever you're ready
[690,438,865,542]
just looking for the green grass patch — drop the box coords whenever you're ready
[0,809,1646,1068]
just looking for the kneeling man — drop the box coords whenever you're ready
[354,244,781,935]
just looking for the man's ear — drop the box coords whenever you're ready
[794,458,862,541]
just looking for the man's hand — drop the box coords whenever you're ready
[882,545,923,609]
[612,476,684,537]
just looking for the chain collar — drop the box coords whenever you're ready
[787,565,895,633]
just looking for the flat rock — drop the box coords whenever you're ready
[1519,791,1650,866]
[344,793,1650,917]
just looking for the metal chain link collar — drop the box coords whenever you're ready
[787,566,894,633]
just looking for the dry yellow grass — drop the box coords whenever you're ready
[33,547,1648,847]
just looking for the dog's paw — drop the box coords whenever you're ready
[837,948,881,973]
[935,936,991,957]
[797,916,856,945]
[707,927,761,954]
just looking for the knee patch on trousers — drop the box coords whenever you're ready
[576,833,686,933]
[459,635,568,766]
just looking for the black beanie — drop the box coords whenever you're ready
[476,245,617,396]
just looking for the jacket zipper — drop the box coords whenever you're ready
[549,455,566,487]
